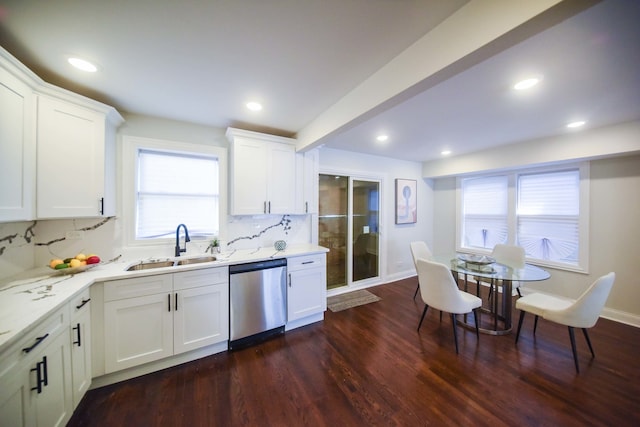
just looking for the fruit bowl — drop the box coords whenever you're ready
[49,254,101,275]
[50,263,99,275]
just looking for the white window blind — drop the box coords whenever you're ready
[461,176,508,249]
[136,149,219,239]
[517,170,579,264]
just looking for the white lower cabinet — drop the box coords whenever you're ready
[102,266,229,374]
[287,254,327,324]
[69,289,92,408]
[0,306,72,427]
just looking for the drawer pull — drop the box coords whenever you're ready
[76,298,91,310]
[30,356,48,394]
[23,333,49,354]
[302,261,314,265]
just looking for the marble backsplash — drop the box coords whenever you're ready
[0,214,312,280]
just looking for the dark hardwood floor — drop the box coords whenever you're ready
[69,277,640,426]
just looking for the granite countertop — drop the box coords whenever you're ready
[0,244,328,353]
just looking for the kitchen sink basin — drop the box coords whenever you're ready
[126,256,217,271]
[176,256,217,265]
[126,260,176,271]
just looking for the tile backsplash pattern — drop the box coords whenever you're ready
[1,214,311,280]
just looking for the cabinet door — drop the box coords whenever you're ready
[36,95,106,218]
[288,266,327,322]
[32,330,73,427]
[0,366,32,427]
[70,305,91,407]
[267,143,296,214]
[0,68,35,222]
[173,283,229,355]
[104,294,173,373]
[230,137,268,214]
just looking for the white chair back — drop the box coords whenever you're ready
[545,272,615,328]
[416,258,467,314]
[410,241,432,269]
[492,244,525,269]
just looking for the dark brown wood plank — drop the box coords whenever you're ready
[68,277,640,426]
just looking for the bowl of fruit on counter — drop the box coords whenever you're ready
[49,253,101,275]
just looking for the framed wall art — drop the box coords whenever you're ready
[395,178,417,224]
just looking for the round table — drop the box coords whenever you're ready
[434,254,550,335]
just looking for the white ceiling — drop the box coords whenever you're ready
[1,0,639,162]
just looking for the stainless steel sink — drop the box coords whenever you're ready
[126,260,176,271]
[126,256,217,271]
[176,256,217,265]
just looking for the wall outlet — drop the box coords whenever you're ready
[65,230,84,240]
[363,225,370,233]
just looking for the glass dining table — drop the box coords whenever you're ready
[433,254,551,335]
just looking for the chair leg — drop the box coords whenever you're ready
[515,310,526,344]
[533,315,539,335]
[417,305,429,331]
[439,311,443,322]
[516,287,522,297]
[473,308,480,339]
[582,328,595,358]
[413,284,419,300]
[568,326,580,373]
[451,313,459,354]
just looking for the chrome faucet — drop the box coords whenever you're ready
[175,224,190,257]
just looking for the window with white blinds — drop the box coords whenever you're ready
[461,176,508,250]
[136,149,219,239]
[459,163,588,270]
[517,170,579,264]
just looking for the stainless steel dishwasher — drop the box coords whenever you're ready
[229,258,287,350]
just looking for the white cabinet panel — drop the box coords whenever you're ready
[104,294,173,373]
[174,283,229,355]
[227,128,296,215]
[0,68,35,222]
[69,290,91,407]
[287,254,327,323]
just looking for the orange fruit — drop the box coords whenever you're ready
[49,259,64,269]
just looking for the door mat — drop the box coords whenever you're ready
[327,289,381,312]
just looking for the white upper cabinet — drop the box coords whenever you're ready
[36,95,110,219]
[0,66,36,222]
[295,148,319,214]
[0,46,123,221]
[226,127,297,215]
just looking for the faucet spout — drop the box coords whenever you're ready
[175,224,190,257]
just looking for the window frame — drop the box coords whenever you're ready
[122,135,227,248]
[456,162,589,273]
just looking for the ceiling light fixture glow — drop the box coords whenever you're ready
[246,101,262,111]
[441,150,451,156]
[67,57,97,72]
[376,135,388,142]
[513,77,540,91]
[567,120,586,128]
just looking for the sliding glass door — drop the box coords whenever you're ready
[319,174,380,290]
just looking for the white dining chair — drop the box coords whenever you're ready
[416,258,482,354]
[410,241,433,299]
[476,244,526,300]
[515,272,615,373]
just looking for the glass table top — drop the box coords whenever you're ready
[433,254,551,282]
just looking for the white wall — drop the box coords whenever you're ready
[432,154,640,325]
[319,148,433,283]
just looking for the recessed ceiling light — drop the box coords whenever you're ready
[513,77,541,91]
[441,150,451,156]
[246,101,262,111]
[67,57,97,72]
[376,135,388,142]
[567,120,586,128]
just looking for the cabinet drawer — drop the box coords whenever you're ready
[287,254,326,272]
[174,266,228,290]
[0,305,68,378]
[70,288,91,318]
[103,274,173,302]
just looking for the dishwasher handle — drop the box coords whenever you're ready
[229,258,287,274]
